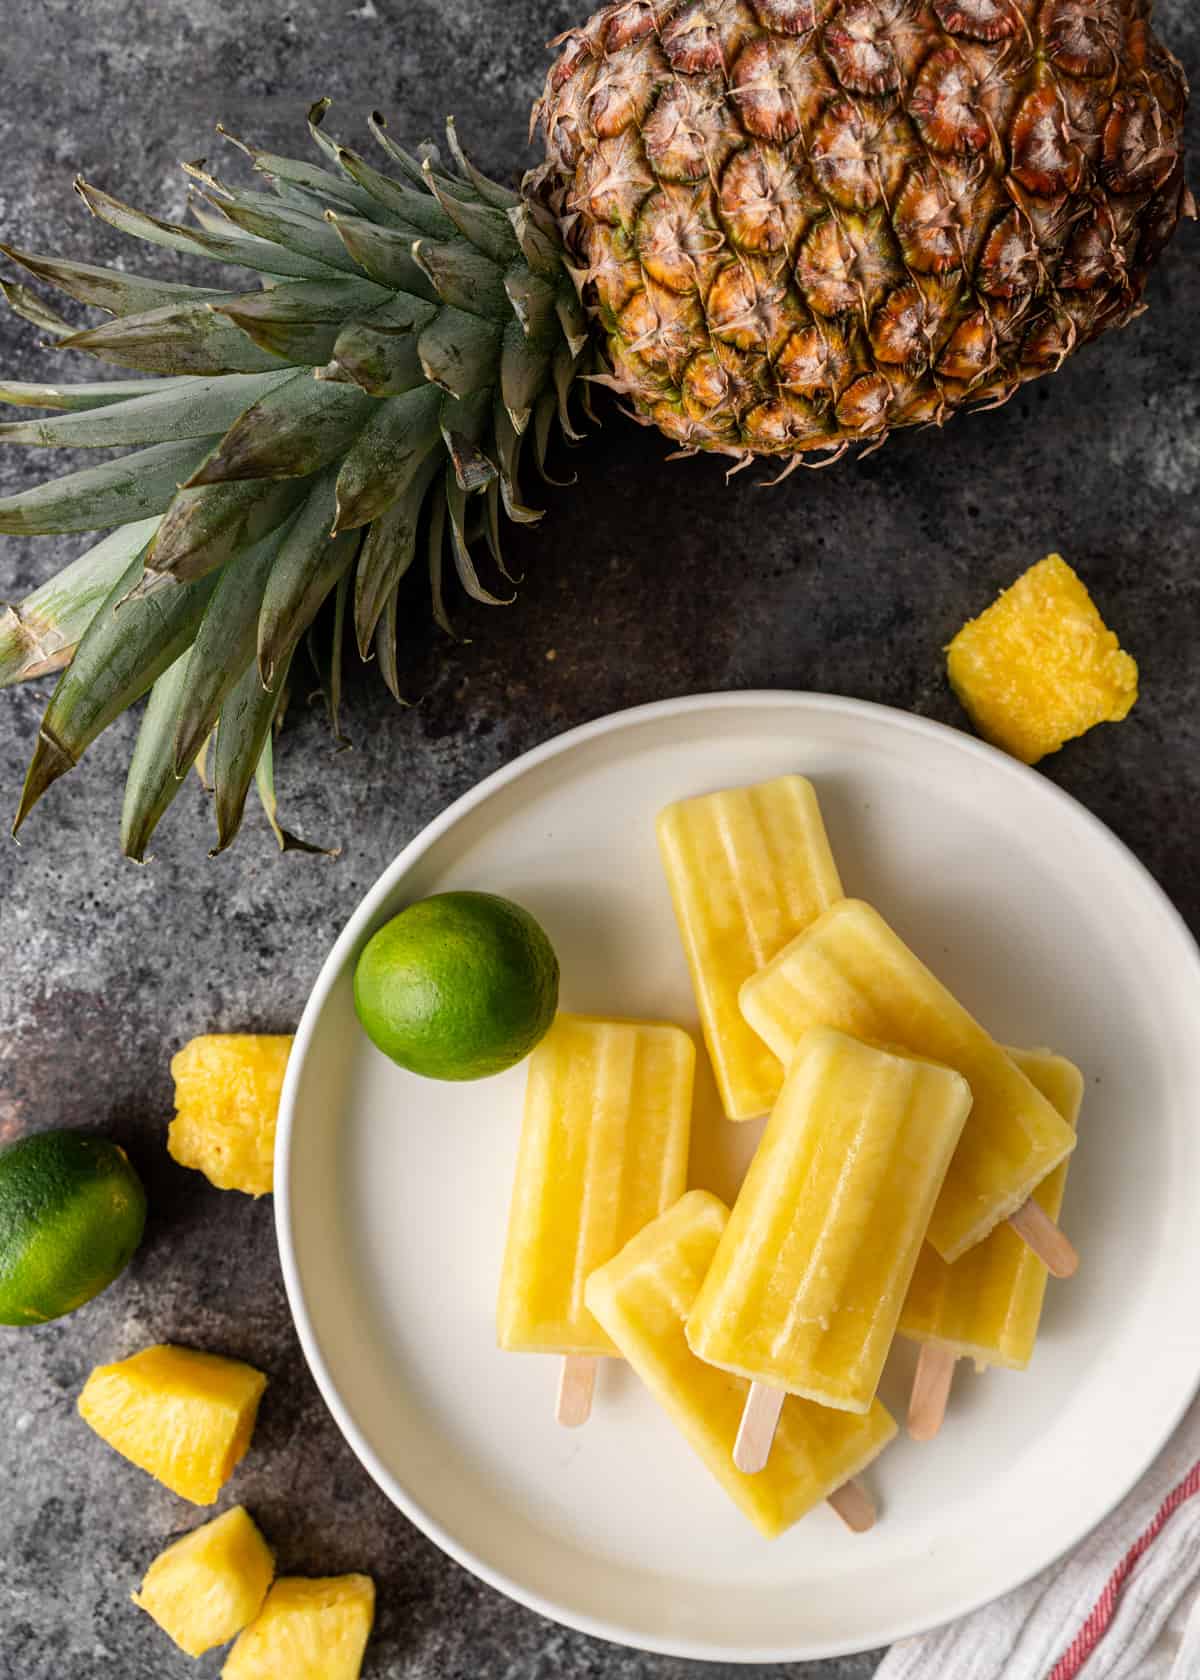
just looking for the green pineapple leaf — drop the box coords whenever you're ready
[2,105,588,853]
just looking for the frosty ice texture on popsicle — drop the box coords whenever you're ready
[899,1048,1083,1368]
[739,900,1077,1262]
[657,776,843,1122]
[497,1015,694,1358]
[585,1190,897,1539]
[686,1028,972,1413]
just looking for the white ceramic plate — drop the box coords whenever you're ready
[276,693,1200,1662]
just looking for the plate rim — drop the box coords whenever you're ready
[275,690,1200,1663]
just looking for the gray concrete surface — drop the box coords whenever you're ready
[0,1,1198,1675]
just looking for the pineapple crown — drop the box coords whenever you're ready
[0,101,590,858]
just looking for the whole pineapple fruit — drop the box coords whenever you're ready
[532,0,1193,461]
[0,0,1190,854]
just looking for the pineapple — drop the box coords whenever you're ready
[534,0,1192,457]
[169,1034,293,1197]
[947,553,1138,762]
[222,1575,375,1680]
[132,1505,275,1657]
[0,2,1190,853]
[78,1343,268,1504]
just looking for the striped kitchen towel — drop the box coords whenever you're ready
[877,1392,1200,1680]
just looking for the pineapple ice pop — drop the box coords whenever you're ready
[497,1014,694,1424]
[902,1047,1083,1440]
[657,776,843,1121]
[739,900,1079,1269]
[585,1191,897,1539]
[687,1029,971,1472]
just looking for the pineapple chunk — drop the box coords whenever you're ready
[78,1344,267,1504]
[223,1575,375,1680]
[132,1506,275,1657]
[947,554,1138,764]
[169,1035,293,1196]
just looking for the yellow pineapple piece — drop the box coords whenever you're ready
[78,1344,268,1504]
[223,1575,375,1680]
[947,554,1138,764]
[169,1035,293,1196]
[132,1506,275,1657]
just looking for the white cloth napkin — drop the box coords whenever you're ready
[877,1393,1200,1680]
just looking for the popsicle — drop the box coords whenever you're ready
[497,1014,695,1425]
[656,776,843,1121]
[902,1046,1083,1440]
[585,1190,897,1539]
[739,899,1079,1270]
[686,1028,971,1475]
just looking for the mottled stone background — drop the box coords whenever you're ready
[0,2,1197,1676]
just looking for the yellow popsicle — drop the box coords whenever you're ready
[739,900,1077,1262]
[497,1014,694,1359]
[656,776,843,1122]
[900,1047,1083,1369]
[585,1191,897,1539]
[686,1028,972,1413]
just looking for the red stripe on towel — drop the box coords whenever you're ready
[1047,1458,1200,1680]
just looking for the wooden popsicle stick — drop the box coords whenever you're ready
[826,1479,877,1533]
[908,1343,957,1442]
[733,1381,786,1473]
[1007,1197,1079,1278]
[556,1355,598,1428]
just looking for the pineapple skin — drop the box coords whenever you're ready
[78,1344,268,1505]
[222,1575,376,1680]
[947,553,1138,763]
[169,1035,293,1197]
[533,0,1192,459]
[132,1506,275,1658]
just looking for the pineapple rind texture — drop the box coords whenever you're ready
[169,1034,293,1197]
[947,553,1138,763]
[132,1505,275,1657]
[78,1343,268,1505]
[534,0,1191,460]
[222,1575,376,1680]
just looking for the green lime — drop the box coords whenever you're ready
[0,1131,147,1327]
[354,891,560,1081]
